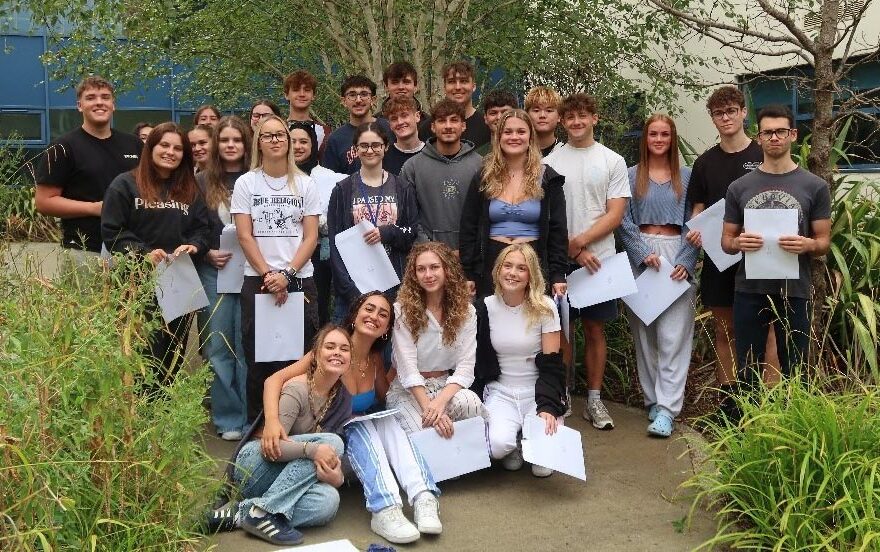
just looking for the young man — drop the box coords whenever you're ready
[685,86,780,417]
[379,61,429,121]
[418,61,491,149]
[35,76,142,254]
[283,70,331,159]
[323,75,392,174]
[476,89,518,155]
[382,96,425,175]
[722,104,831,392]
[525,86,562,157]
[545,93,629,430]
[400,99,482,249]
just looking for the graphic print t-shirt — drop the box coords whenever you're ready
[350,176,398,257]
[230,169,321,277]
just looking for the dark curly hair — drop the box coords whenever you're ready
[342,291,394,352]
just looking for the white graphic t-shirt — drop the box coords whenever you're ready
[230,169,321,277]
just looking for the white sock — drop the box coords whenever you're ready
[249,506,269,518]
[587,390,601,402]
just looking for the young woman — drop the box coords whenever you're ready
[194,104,221,127]
[289,121,347,325]
[616,114,697,438]
[459,109,568,299]
[189,124,213,173]
[328,122,419,320]
[230,114,321,423]
[249,99,282,131]
[261,292,442,544]
[101,122,210,383]
[133,122,153,143]
[194,116,252,440]
[386,242,484,435]
[474,244,566,477]
[212,325,353,547]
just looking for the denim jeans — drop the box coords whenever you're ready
[195,262,248,433]
[733,291,809,389]
[234,434,343,527]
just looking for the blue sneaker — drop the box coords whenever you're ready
[241,511,304,546]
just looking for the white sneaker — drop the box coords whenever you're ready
[531,464,553,478]
[501,445,524,471]
[220,430,243,441]
[583,398,615,430]
[413,492,442,534]
[371,506,420,544]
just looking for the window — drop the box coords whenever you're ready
[49,109,82,140]
[112,110,173,135]
[0,110,43,142]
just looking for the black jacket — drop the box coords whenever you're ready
[459,165,568,297]
[471,298,568,417]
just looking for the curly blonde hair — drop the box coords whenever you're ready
[480,109,543,202]
[397,242,471,346]
[492,243,555,330]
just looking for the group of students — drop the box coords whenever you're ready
[33,61,831,546]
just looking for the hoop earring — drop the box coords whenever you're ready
[381,332,389,341]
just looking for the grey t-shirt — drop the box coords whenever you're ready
[724,167,831,298]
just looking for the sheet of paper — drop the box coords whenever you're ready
[216,224,246,293]
[521,414,587,481]
[277,539,359,552]
[566,252,637,308]
[343,409,400,427]
[154,253,209,324]
[743,208,799,280]
[557,295,570,341]
[410,417,491,482]
[334,219,400,293]
[685,199,742,272]
[254,292,304,362]
[621,256,691,326]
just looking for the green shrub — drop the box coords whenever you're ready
[0,139,61,242]
[688,377,880,551]
[0,250,219,550]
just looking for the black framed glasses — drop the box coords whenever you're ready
[758,128,793,140]
[259,131,289,143]
[710,107,741,119]
[356,142,385,152]
[344,91,373,100]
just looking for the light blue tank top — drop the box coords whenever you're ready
[351,389,377,415]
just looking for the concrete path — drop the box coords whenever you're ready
[205,401,718,552]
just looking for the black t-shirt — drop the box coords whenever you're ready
[35,127,142,252]
[687,141,763,207]
[418,109,491,149]
[541,139,560,158]
[383,143,424,176]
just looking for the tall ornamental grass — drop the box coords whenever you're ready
[689,377,880,551]
[0,251,219,550]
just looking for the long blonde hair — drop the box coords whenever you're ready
[397,242,471,346]
[480,109,543,202]
[635,113,682,200]
[250,115,305,194]
[492,243,554,329]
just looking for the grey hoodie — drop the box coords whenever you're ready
[398,138,483,249]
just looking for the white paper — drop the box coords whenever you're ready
[621,256,691,326]
[254,293,304,362]
[743,209,799,280]
[410,417,491,482]
[277,540,359,552]
[155,254,209,324]
[521,414,587,481]
[334,219,400,293]
[686,199,741,272]
[216,224,245,293]
[343,409,400,427]
[566,252,637,308]
[557,295,570,341]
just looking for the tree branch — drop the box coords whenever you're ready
[754,0,816,54]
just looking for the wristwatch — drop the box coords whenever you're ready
[280,267,298,291]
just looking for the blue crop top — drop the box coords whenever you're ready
[489,198,540,238]
[351,389,377,414]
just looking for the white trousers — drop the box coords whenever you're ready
[386,374,485,434]
[483,381,564,459]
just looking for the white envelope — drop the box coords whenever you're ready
[277,540,359,552]
[334,219,400,293]
[557,294,570,342]
[216,224,245,293]
[254,293,304,362]
[343,409,400,427]
[686,199,742,272]
[743,208,799,280]
[566,252,637,308]
[621,256,691,326]
[155,253,209,324]
[521,414,587,481]
[410,417,491,482]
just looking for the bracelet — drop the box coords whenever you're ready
[302,441,309,458]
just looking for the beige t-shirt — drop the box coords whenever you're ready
[275,379,327,460]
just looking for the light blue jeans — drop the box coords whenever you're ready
[195,262,248,433]
[233,434,343,526]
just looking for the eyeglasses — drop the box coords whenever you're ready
[345,91,373,100]
[251,112,274,120]
[758,128,793,140]
[710,107,741,119]
[259,131,289,143]
[356,142,385,152]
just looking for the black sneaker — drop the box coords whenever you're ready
[204,505,237,533]
[241,511,304,546]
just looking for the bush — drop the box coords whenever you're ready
[0,139,61,242]
[0,250,219,550]
[688,377,880,551]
